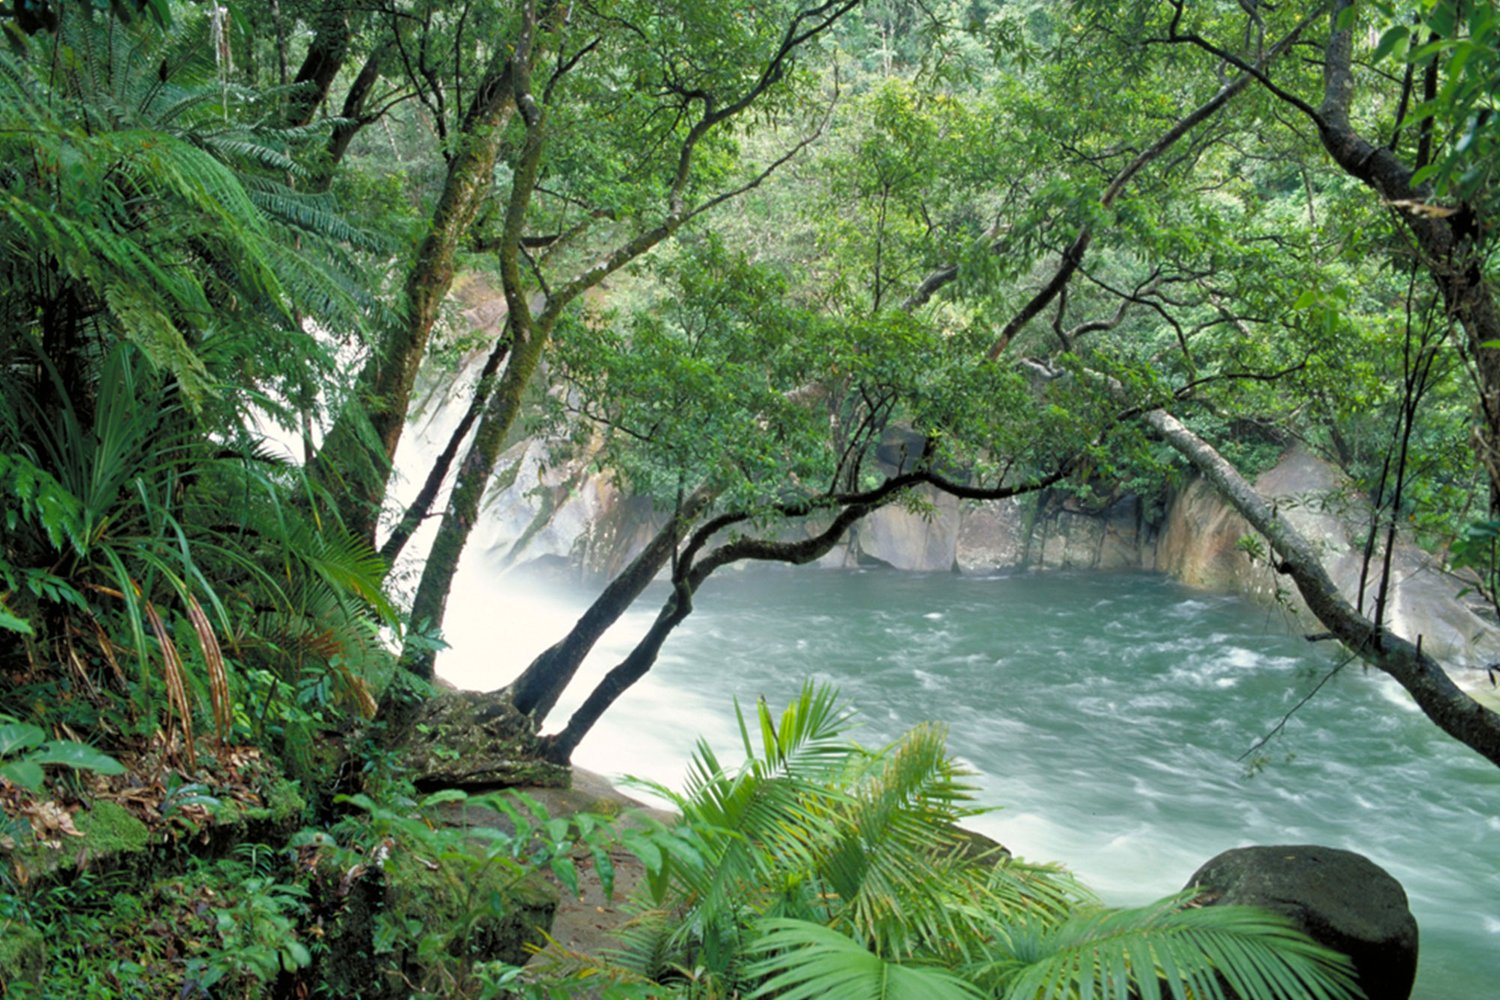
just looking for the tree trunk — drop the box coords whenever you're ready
[378,330,511,566]
[1314,1,1500,513]
[1147,408,1500,767]
[397,301,550,679]
[315,52,521,541]
[388,0,861,695]
[318,44,387,187]
[286,6,356,127]
[505,489,712,720]
[538,502,875,763]
[540,581,695,763]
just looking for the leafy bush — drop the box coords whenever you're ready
[545,684,1360,1000]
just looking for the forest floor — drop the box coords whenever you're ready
[467,768,675,979]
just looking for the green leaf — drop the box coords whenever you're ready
[0,602,33,635]
[27,741,127,775]
[282,940,312,970]
[1371,25,1409,62]
[0,722,45,757]
[551,856,580,898]
[591,845,617,900]
[746,918,984,1000]
[0,760,44,792]
[418,788,469,810]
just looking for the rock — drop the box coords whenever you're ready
[855,486,961,571]
[1185,844,1418,1000]
[0,921,45,991]
[305,831,560,998]
[1035,493,1149,570]
[388,853,558,967]
[406,689,569,790]
[955,498,1028,572]
[1157,443,1500,680]
[948,824,1011,864]
[9,798,153,885]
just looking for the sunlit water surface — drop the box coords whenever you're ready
[438,563,1500,997]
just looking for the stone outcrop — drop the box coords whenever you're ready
[854,487,963,571]
[1185,845,1419,1000]
[1156,444,1500,674]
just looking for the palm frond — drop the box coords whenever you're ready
[745,918,984,1000]
[971,895,1361,1000]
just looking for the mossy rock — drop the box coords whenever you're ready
[303,853,397,999]
[199,777,308,857]
[406,689,569,791]
[75,799,151,856]
[303,841,561,997]
[0,920,45,991]
[12,799,154,883]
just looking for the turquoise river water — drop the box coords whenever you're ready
[440,566,1500,997]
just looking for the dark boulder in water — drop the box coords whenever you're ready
[1185,844,1418,1000]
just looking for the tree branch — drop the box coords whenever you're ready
[1147,408,1500,768]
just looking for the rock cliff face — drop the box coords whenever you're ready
[1155,444,1500,674]
[431,420,1500,683]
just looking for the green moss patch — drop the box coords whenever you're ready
[0,920,45,991]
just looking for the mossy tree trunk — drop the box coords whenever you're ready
[315,45,525,541]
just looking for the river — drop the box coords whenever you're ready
[438,564,1500,997]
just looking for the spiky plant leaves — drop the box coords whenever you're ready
[741,680,859,777]
[745,918,984,1000]
[0,7,377,424]
[0,4,397,755]
[592,690,1363,1000]
[825,721,991,957]
[968,894,1361,1000]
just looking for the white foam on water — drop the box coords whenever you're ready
[912,668,943,690]
[1378,681,1422,713]
[1223,647,1263,669]
[923,611,944,620]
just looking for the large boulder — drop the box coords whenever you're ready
[1185,844,1418,1000]
[855,485,962,571]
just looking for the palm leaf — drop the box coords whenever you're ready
[745,918,984,1000]
[972,895,1361,1000]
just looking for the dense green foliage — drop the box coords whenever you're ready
[535,686,1359,999]
[2,0,1498,994]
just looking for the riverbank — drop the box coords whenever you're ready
[441,569,1500,998]
[508,768,673,973]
